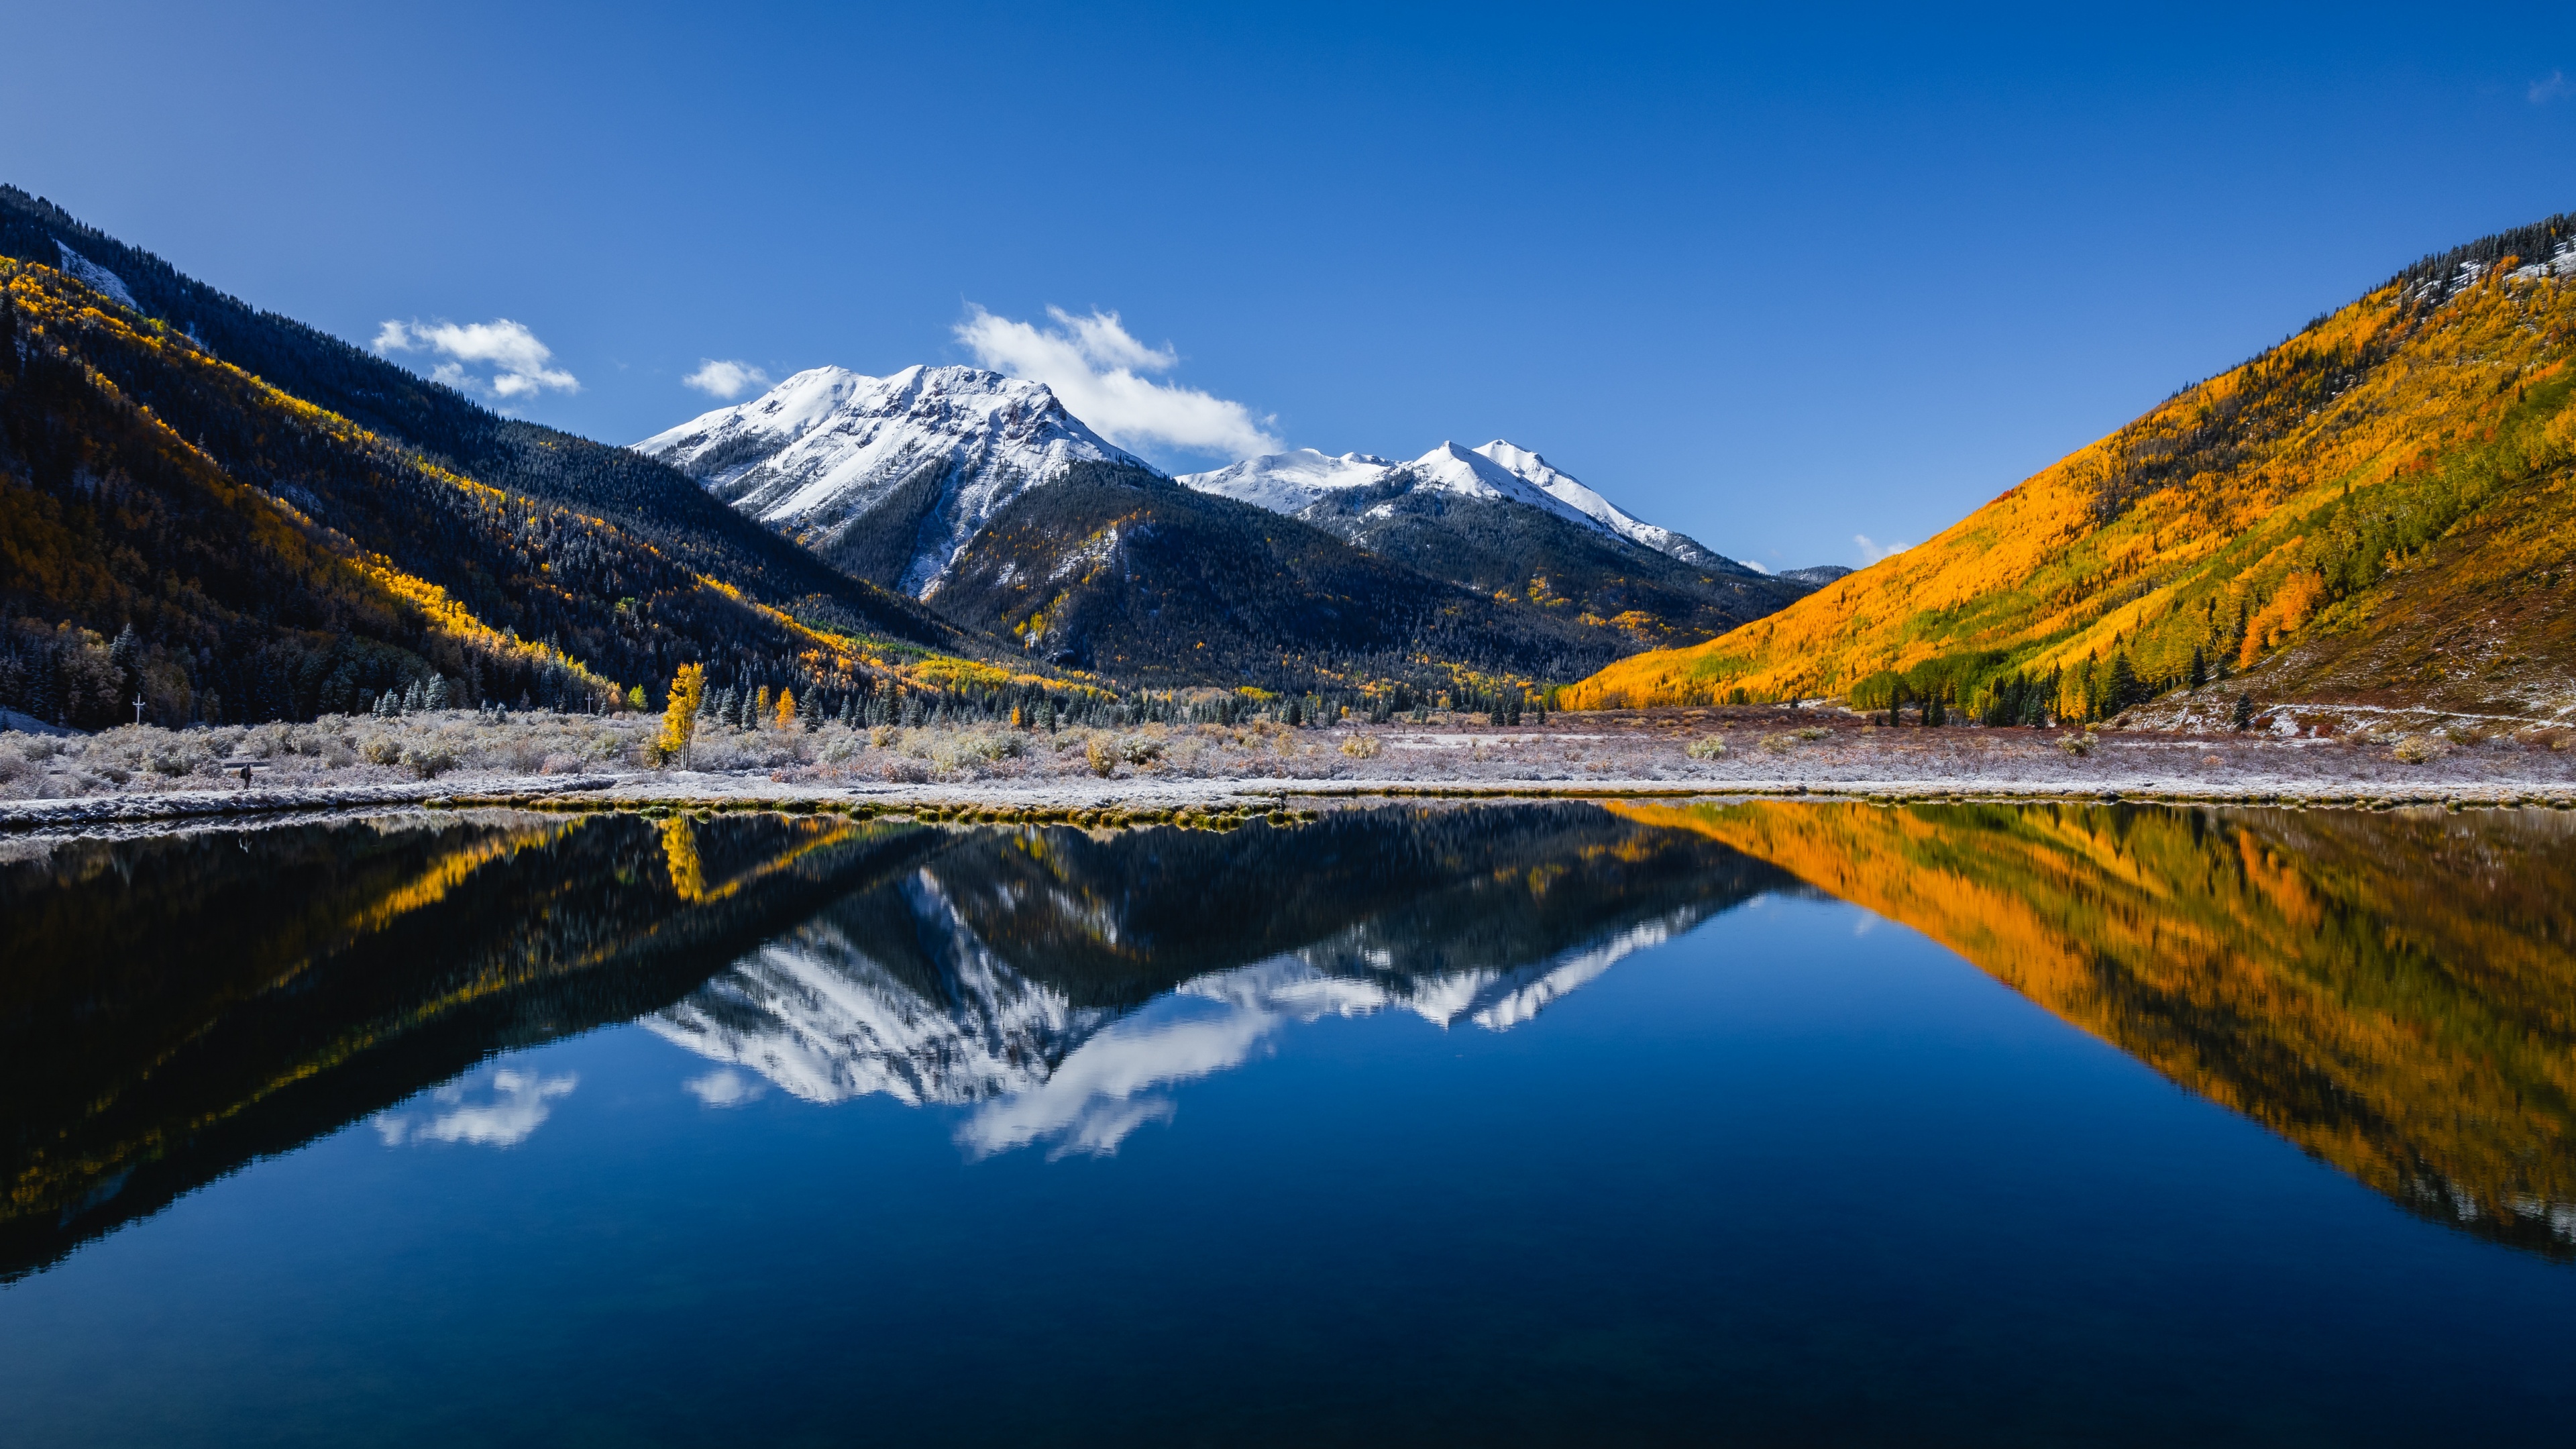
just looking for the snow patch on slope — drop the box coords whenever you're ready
[54,243,138,311]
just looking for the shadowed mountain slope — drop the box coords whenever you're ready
[930,462,1651,690]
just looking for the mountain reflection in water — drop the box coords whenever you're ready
[2,798,2571,1283]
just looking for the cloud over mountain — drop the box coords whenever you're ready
[955,305,1280,461]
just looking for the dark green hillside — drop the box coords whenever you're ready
[1291,472,1815,647]
[932,463,1631,691]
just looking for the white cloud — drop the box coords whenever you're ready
[683,358,771,399]
[1854,533,1911,564]
[375,317,579,400]
[684,1068,765,1107]
[372,1069,578,1148]
[955,305,1281,461]
[2532,70,2570,104]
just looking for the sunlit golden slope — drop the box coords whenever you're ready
[1617,800,2576,1257]
[1566,215,2576,720]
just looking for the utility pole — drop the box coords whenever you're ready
[133,692,146,726]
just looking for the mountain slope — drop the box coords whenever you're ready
[927,462,1640,688]
[636,365,1147,598]
[0,187,951,654]
[1563,213,2576,723]
[0,191,1067,727]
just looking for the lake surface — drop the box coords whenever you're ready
[3,800,2572,1445]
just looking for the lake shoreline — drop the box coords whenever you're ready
[7,764,2572,838]
[7,705,2573,834]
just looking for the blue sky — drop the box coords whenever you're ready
[6,2,2574,569]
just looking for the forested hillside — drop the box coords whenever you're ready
[1564,213,2576,724]
[0,192,1105,730]
[0,188,947,646]
[932,463,1632,692]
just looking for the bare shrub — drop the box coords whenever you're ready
[1085,737,1118,777]
[1340,735,1383,759]
[403,743,458,780]
[1684,736,1727,759]
[360,736,402,766]
[2057,732,2099,757]
[2393,734,2445,764]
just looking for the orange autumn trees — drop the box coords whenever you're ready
[1564,213,2576,721]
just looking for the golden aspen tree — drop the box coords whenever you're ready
[659,663,704,767]
[774,686,797,729]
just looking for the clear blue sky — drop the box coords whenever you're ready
[6,2,2574,569]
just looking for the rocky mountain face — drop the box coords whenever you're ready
[635,365,1146,598]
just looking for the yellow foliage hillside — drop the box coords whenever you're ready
[1565,216,2576,720]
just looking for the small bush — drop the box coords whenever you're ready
[404,743,458,780]
[1795,727,1829,741]
[1756,733,1796,754]
[2393,734,2444,764]
[361,736,402,766]
[1684,736,1727,759]
[1085,737,1118,777]
[2057,732,2099,757]
[1340,735,1383,759]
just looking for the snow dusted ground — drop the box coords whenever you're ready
[7,706,2574,833]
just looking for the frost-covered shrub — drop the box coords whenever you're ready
[1684,736,1727,759]
[1340,735,1383,759]
[361,735,402,766]
[2393,734,2445,764]
[404,743,458,780]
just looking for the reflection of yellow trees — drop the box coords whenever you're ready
[661,817,707,901]
[1615,800,2576,1256]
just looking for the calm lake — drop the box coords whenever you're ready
[3,800,2571,1445]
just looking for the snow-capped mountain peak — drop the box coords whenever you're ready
[635,364,1149,597]
[1177,437,1721,566]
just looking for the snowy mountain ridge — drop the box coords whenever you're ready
[1179,441,1725,566]
[634,364,1148,597]
[637,363,1737,599]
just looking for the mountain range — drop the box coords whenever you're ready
[1566,211,2576,727]
[641,369,1816,687]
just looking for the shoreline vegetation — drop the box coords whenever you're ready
[5,703,2572,832]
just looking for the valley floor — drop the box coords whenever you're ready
[5,705,2574,833]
